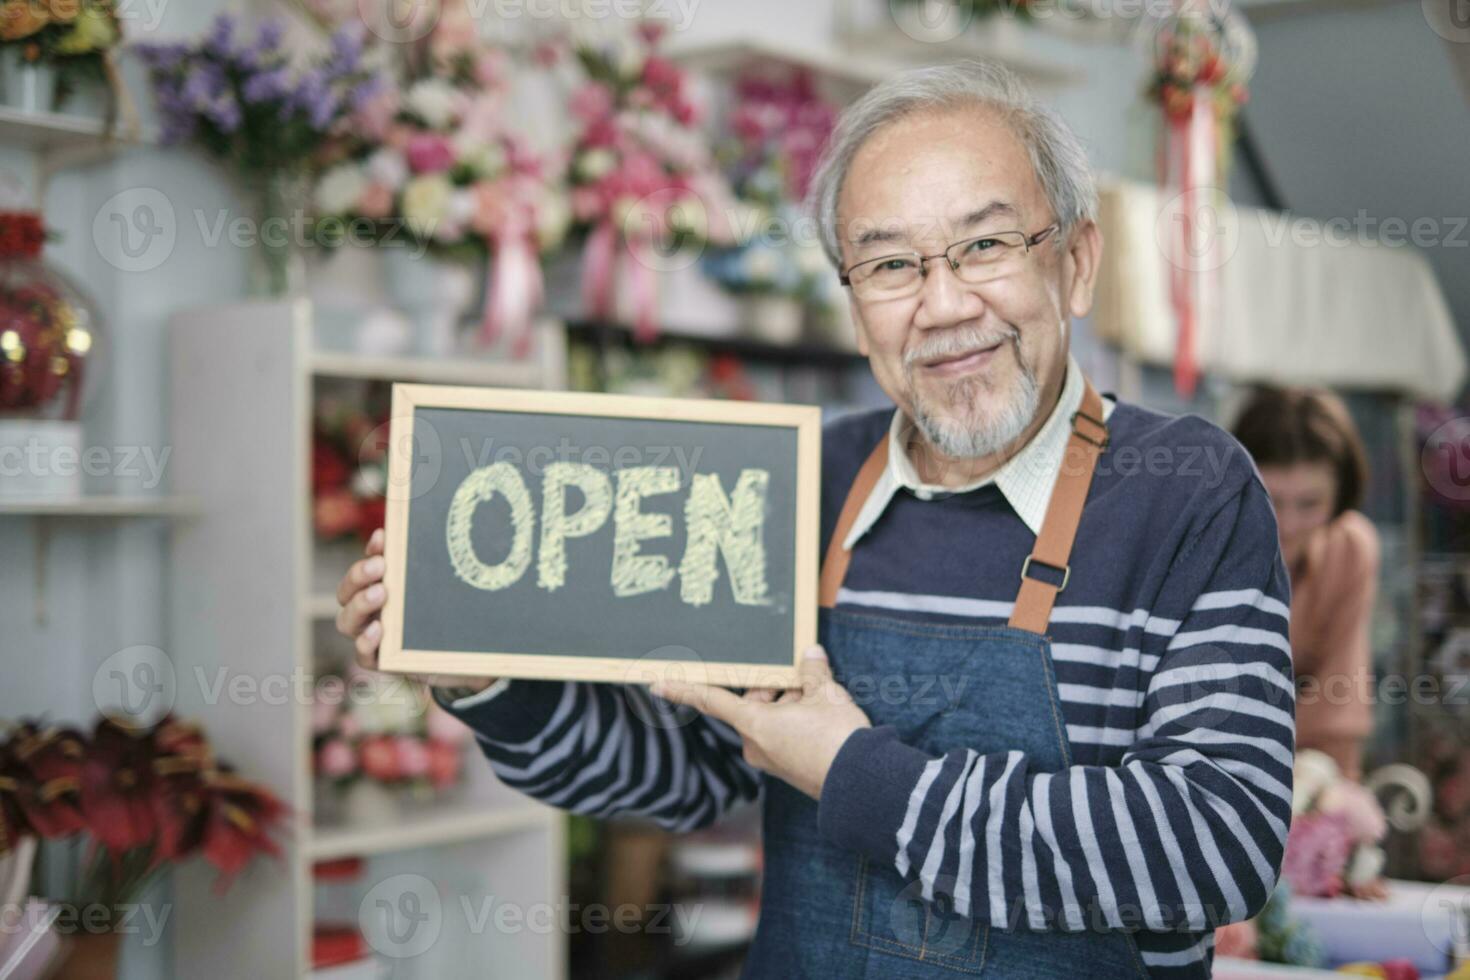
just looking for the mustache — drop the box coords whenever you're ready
[903,326,1019,368]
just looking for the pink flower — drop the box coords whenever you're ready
[426,739,462,791]
[1317,781,1388,843]
[353,87,399,143]
[356,182,395,220]
[407,134,456,174]
[359,735,401,781]
[570,82,614,124]
[1213,920,1257,959]
[394,736,431,779]
[317,738,356,778]
[571,186,605,222]
[1282,811,1353,897]
[337,713,362,740]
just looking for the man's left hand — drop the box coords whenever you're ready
[651,645,871,800]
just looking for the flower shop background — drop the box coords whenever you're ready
[1,1,1469,979]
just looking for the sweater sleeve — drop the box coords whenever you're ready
[432,679,763,831]
[817,478,1295,933]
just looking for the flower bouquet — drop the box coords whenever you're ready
[135,14,384,295]
[312,3,569,356]
[0,715,287,918]
[1285,749,1391,899]
[310,665,471,820]
[311,395,386,543]
[701,67,838,343]
[0,0,125,116]
[561,22,737,341]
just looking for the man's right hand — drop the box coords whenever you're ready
[335,528,498,697]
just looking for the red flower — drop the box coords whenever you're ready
[359,736,401,781]
[314,487,362,539]
[312,439,351,493]
[8,722,86,840]
[0,212,45,260]
[356,496,385,541]
[79,718,159,855]
[197,769,287,894]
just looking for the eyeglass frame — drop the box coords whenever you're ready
[837,223,1062,297]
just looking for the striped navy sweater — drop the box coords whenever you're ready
[437,397,1295,978]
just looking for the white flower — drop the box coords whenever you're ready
[454,136,506,179]
[668,195,708,241]
[743,245,781,285]
[1345,845,1385,887]
[575,148,617,182]
[315,164,367,217]
[366,148,409,190]
[1293,749,1341,815]
[351,464,385,498]
[446,188,478,228]
[406,78,459,129]
[402,175,454,238]
[535,189,571,252]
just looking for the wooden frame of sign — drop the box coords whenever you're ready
[378,384,822,690]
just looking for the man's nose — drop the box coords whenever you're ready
[913,258,986,330]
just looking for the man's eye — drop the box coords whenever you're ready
[965,238,1001,253]
[875,258,916,273]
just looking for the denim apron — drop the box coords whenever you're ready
[743,381,1148,979]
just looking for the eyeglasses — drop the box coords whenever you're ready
[839,224,1061,302]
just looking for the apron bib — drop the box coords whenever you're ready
[743,381,1148,979]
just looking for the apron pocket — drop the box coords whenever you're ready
[849,855,988,975]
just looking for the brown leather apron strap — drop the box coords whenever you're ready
[818,434,890,609]
[1007,379,1108,634]
[816,379,1109,633]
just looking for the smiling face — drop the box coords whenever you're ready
[836,104,1102,473]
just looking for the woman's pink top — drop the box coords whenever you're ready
[1288,509,1380,780]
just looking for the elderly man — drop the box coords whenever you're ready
[338,61,1293,978]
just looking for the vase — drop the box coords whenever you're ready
[57,930,122,980]
[244,172,310,298]
[0,48,57,114]
[342,780,402,827]
[741,294,805,346]
[381,249,478,358]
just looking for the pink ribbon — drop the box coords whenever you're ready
[581,220,617,323]
[480,216,543,359]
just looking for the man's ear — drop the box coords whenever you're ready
[1064,219,1104,320]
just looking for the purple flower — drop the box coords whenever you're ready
[203,14,237,59]
[242,67,292,105]
[347,76,385,112]
[205,94,243,135]
[182,62,226,111]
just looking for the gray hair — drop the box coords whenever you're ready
[808,60,1098,268]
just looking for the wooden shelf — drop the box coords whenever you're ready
[566,320,867,369]
[309,350,550,388]
[308,802,556,861]
[0,495,197,518]
[0,105,144,151]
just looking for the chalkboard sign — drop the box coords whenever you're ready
[377,384,822,689]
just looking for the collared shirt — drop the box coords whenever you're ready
[843,354,1116,550]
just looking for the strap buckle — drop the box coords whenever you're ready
[1069,408,1109,449]
[1021,555,1070,593]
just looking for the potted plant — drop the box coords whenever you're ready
[0,0,118,115]
[0,210,103,500]
[556,22,738,342]
[133,14,384,297]
[0,714,288,979]
[703,68,839,346]
[311,2,569,358]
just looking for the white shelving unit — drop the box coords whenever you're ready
[167,298,569,980]
[0,495,197,517]
[0,105,152,201]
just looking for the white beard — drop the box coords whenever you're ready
[906,331,1040,460]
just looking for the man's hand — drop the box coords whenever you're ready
[651,646,870,800]
[335,528,499,695]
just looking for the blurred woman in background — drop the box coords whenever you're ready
[1234,387,1380,779]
